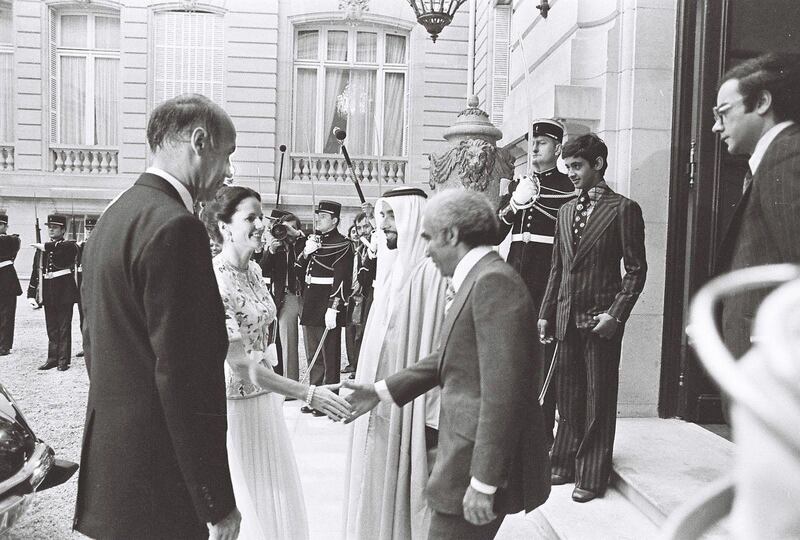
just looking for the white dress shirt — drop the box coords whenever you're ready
[374,245,498,495]
[146,166,195,213]
[748,120,795,176]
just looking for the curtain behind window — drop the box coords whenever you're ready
[294,68,317,151]
[383,73,404,156]
[0,53,11,141]
[95,57,118,145]
[60,56,86,144]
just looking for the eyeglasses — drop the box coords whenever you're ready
[712,97,745,127]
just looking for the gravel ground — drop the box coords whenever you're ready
[2,298,87,540]
[1,291,351,539]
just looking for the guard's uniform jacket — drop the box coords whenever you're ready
[28,240,79,306]
[498,167,576,294]
[299,229,353,327]
[260,236,307,309]
[0,232,22,352]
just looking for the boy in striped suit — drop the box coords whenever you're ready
[538,134,647,502]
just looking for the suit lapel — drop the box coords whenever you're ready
[562,201,577,262]
[437,252,500,367]
[571,191,620,269]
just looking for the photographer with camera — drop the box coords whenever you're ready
[259,209,307,381]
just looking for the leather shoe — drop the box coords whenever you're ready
[572,487,598,503]
[76,350,84,358]
[0,349,10,356]
[551,473,573,486]
[57,364,70,371]
[310,409,325,417]
[340,365,355,373]
[38,360,59,371]
[300,406,313,414]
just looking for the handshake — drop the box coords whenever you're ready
[508,175,540,212]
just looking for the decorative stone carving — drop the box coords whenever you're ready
[428,96,513,207]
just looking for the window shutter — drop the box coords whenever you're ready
[49,9,57,144]
[490,5,511,126]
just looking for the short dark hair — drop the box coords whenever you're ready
[354,212,368,225]
[721,53,800,123]
[281,212,301,230]
[146,94,233,152]
[201,186,260,245]
[562,133,609,175]
[426,189,499,249]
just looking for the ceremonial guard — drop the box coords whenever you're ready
[0,214,22,356]
[27,214,79,371]
[497,119,576,446]
[260,209,307,381]
[74,217,96,358]
[299,200,353,415]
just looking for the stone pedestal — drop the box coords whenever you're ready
[428,96,514,207]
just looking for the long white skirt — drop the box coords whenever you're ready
[227,393,309,540]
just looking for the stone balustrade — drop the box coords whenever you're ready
[0,144,13,171]
[50,146,119,174]
[290,153,406,185]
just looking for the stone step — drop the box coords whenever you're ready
[499,484,658,540]
[612,418,734,525]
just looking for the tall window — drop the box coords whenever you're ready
[294,27,408,157]
[0,1,13,144]
[50,9,120,146]
[152,10,224,106]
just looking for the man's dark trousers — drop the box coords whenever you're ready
[44,301,73,367]
[551,322,622,494]
[0,295,16,351]
[304,325,341,385]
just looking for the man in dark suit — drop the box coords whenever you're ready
[712,53,800,359]
[343,210,376,375]
[74,216,96,358]
[538,133,647,503]
[27,214,79,371]
[496,119,576,447]
[0,214,22,356]
[344,189,551,540]
[74,94,240,540]
[299,200,353,415]
[260,210,306,380]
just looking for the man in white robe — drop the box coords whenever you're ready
[343,186,448,540]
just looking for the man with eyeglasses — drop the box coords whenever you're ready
[713,52,800,359]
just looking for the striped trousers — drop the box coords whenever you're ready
[551,322,622,493]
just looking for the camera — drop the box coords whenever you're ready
[270,221,288,241]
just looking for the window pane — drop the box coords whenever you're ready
[0,53,12,141]
[327,30,348,61]
[0,4,12,45]
[95,16,120,50]
[383,73,405,155]
[356,32,376,63]
[60,15,88,48]
[296,30,318,60]
[95,57,119,145]
[385,34,406,64]
[294,68,317,151]
[323,68,350,154]
[59,56,86,144]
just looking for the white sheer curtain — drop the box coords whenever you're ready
[383,73,405,156]
[348,70,375,154]
[327,30,348,61]
[294,68,317,151]
[0,3,12,44]
[60,56,86,144]
[323,68,348,154]
[0,53,11,142]
[94,57,118,145]
[356,32,376,62]
[296,30,318,60]
[385,34,406,64]
[60,15,87,47]
[94,16,119,50]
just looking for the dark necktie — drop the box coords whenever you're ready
[742,168,754,195]
[572,190,591,249]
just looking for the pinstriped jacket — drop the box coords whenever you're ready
[539,186,647,340]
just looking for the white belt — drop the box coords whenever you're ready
[44,269,72,279]
[511,233,554,245]
[307,276,334,285]
[0,261,12,269]
[263,277,271,285]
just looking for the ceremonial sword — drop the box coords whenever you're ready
[538,343,560,405]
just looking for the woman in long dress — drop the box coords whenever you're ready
[203,186,351,539]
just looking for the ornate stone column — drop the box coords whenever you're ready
[428,96,514,208]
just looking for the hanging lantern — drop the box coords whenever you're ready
[406,0,468,43]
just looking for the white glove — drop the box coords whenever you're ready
[510,176,538,210]
[325,308,338,330]
[303,238,320,257]
[28,298,40,309]
[30,242,45,251]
